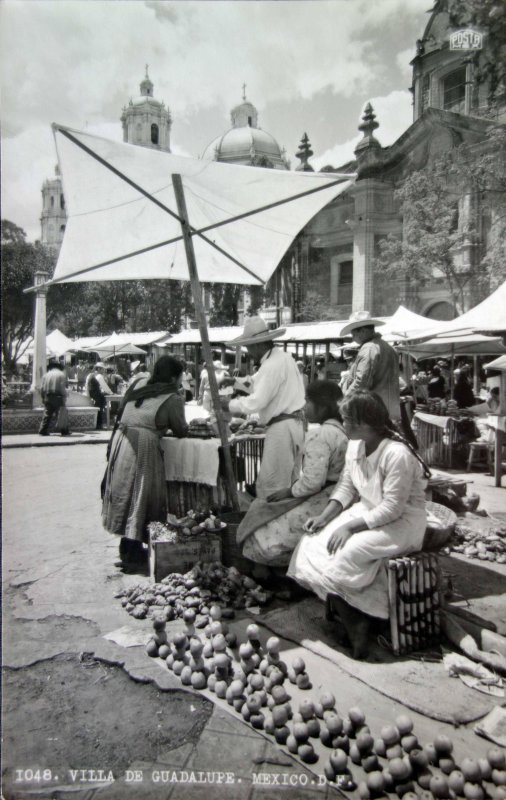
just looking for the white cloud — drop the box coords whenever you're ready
[312,89,414,169]
[0,0,429,239]
[396,47,416,79]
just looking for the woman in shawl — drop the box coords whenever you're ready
[102,356,188,570]
[239,381,348,568]
[288,391,429,659]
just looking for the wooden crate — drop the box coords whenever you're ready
[149,534,221,583]
[387,552,442,656]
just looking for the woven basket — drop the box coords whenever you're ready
[218,511,252,574]
[423,501,457,551]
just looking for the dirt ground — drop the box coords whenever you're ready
[2,653,212,799]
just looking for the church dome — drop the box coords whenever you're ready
[202,93,288,170]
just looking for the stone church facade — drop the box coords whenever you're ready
[41,1,505,323]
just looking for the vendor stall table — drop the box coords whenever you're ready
[161,435,265,516]
[412,411,459,469]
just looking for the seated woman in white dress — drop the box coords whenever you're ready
[238,381,348,568]
[288,390,430,659]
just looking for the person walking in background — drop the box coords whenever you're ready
[227,317,305,499]
[181,362,194,402]
[102,356,188,572]
[427,365,446,399]
[39,360,70,436]
[86,362,112,430]
[127,360,150,387]
[105,365,124,394]
[454,366,475,408]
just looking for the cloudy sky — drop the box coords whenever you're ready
[1,0,430,242]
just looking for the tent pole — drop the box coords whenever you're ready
[172,174,240,512]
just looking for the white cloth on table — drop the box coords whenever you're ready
[162,438,221,486]
[229,347,305,426]
[288,438,427,619]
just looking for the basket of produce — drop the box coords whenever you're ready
[166,509,227,535]
[187,418,216,439]
[422,501,457,551]
[148,511,224,582]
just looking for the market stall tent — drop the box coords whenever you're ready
[403,281,506,341]
[33,124,355,509]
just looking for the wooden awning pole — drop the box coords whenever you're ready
[172,174,240,511]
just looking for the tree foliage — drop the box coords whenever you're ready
[297,290,338,322]
[1,220,54,372]
[207,283,243,326]
[375,126,506,314]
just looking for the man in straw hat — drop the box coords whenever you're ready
[227,317,305,499]
[340,311,400,421]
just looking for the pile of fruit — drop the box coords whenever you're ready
[115,561,271,620]
[188,418,215,438]
[450,518,506,564]
[145,610,506,794]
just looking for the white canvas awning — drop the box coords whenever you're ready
[403,281,506,341]
[49,125,354,287]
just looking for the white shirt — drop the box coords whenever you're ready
[229,347,305,425]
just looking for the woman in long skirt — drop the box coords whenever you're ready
[102,356,188,571]
[240,381,348,567]
[288,390,430,659]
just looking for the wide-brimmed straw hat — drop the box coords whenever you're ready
[229,316,286,346]
[340,311,385,337]
[95,361,106,369]
[213,360,228,370]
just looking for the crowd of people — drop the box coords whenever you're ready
[31,312,501,660]
[95,313,442,660]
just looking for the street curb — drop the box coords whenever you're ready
[2,435,110,449]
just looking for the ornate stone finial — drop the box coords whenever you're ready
[358,103,379,136]
[295,132,314,172]
[242,82,247,101]
[354,102,381,158]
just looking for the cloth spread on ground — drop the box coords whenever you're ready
[161,437,221,486]
[474,706,506,746]
[258,597,497,724]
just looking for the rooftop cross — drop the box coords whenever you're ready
[242,82,247,101]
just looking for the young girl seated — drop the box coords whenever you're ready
[238,380,348,567]
[288,390,430,659]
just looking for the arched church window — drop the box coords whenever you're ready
[151,123,159,145]
[61,195,65,210]
[442,67,466,114]
[50,196,54,208]
[248,116,252,127]
[60,224,66,233]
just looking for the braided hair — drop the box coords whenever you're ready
[341,390,431,479]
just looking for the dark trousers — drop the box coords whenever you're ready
[39,395,63,434]
[92,395,106,428]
